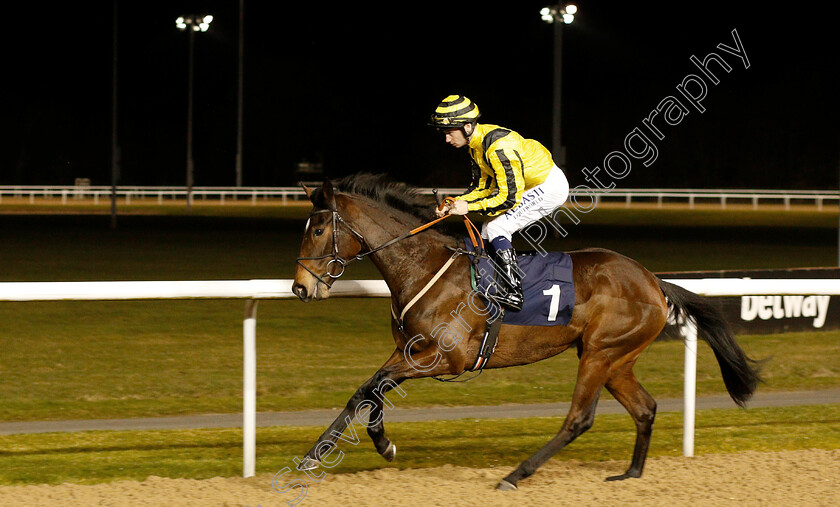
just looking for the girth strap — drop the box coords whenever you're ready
[391,251,461,331]
[391,249,503,373]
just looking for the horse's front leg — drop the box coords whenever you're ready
[364,375,404,461]
[296,370,391,470]
[297,348,408,469]
[298,345,459,470]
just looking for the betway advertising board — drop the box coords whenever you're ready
[658,267,839,334]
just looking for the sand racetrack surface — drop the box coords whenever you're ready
[1,449,837,506]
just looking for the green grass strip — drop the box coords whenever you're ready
[2,298,839,422]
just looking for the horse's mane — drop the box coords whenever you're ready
[332,173,438,222]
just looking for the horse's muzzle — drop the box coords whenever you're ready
[292,282,312,302]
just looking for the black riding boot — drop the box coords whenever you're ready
[493,248,524,311]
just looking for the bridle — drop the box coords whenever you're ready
[296,207,450,286]
[296,209,366,287]
[296,199,482,288]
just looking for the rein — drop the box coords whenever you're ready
[296,208,464,287]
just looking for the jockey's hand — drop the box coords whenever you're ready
[449,199,469,215]
[435,202,450,217]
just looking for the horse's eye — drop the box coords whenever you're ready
[313,228,324,237]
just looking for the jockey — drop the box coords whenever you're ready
[429,94,570,311]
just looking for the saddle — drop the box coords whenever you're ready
[391,221,575,372]
[464,238,575,327]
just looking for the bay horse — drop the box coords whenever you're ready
[292,173,761,489]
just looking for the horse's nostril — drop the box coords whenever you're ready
[293,283,307,299]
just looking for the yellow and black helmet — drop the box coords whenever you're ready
[428,95,480,129]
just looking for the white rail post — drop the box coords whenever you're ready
[682,316,698,457]
[243,299,258,478]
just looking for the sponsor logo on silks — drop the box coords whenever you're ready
[505,188,546,220]
[740,295,831,328]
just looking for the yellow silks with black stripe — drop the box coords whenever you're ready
[458,124,554,216]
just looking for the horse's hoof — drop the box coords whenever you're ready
[605,471,640,482]
[296,456,321,471]
[382,442,397,462]
[496,479,518,491]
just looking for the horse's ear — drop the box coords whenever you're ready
[302,181,335,210]
[321,178,337,211]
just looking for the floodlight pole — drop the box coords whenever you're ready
[552,19,565,168]
[541,4,576,169]
[186,28,196,210]
[177,15,212,209]
[111,0,119,229]
[236,0,244,187]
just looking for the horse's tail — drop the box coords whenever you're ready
[658,279,763,407]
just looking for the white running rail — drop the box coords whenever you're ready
[1,186,838,210]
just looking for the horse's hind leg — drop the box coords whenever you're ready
[604,362,657,481]
[497,352,609,490]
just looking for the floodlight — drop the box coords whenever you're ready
[541,7,556,23]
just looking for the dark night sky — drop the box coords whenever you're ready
[1,1,837,189]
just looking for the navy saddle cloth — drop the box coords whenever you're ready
[464,239,575,326]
